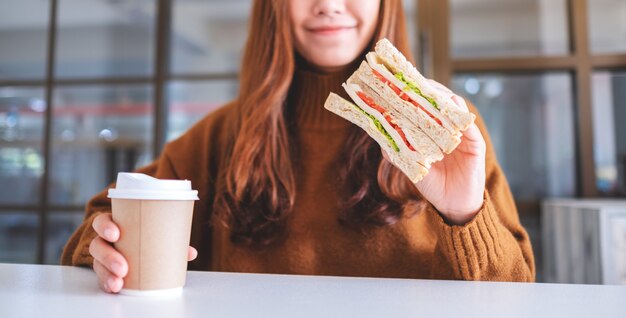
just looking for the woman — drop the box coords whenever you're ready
[62,0,535,293]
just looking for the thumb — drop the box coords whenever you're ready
[188,246,198,261]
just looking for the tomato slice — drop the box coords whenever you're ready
[371,69,442,126]
[356,91,415,151]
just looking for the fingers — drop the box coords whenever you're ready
[91,213,126,293]
[427,79,453,94]
[188,246,198,261]
[458,123,486,156]
[93,260,123,293]
[89,236,128,278]
[451,95,469,112]
[461,122,482,141]
[427,79,470,112]
[92,213,120,243]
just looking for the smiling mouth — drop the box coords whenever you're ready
[308,26,356,35]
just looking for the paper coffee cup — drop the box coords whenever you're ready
[108,172,199,296]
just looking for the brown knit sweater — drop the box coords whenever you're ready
[61,64,535,282]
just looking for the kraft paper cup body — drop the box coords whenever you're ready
[108,173,198,296]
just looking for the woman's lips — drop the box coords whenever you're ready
[307,26,355,36]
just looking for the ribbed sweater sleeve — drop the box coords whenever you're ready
[428,191,535,281]
[428,105,536,282]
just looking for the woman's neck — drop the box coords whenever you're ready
[294,53,362,76]
[287,54,361,130]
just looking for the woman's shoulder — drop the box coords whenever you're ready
[166,100,237,148]
[153,101,238,203]
[161,100,238,173]
[183,100,237,137]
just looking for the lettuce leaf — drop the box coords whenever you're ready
[394,72,440,111]
[353,104,400,152]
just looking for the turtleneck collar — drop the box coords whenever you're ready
[287,55,361,131]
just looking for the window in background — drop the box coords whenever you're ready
[0,0,49,80]
[171,0,251,75]
[0,87,45,205]
[592,71,626,196]
[450,0,569,58]
[167,80,238,141]
[452,73,576,200]
[403,0,418,61]
[0,213,38,263]
[588,0,626,54]
[55,0,156,78]
[49,85,153,206]
[45,212,84,264]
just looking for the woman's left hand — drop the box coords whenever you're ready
[413,94,486,225]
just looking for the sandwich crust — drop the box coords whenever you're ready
[374,39,475,130]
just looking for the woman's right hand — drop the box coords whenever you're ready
[89,213,198,293]
[90,213,127,293]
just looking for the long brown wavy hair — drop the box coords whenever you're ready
[213,0,423,248]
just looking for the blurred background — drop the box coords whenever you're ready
[0,0,624,284]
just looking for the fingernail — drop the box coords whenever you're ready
[107,277,118,292]
[111,262,122,276]
[104,229,114,241]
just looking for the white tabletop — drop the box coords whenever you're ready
[1,263,625,318]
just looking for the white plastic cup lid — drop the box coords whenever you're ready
[107,172,199,201]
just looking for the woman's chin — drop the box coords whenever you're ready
[306,55,359,71]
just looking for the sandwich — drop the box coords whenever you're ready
[324,92,429,182]
[324,38,476,183]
